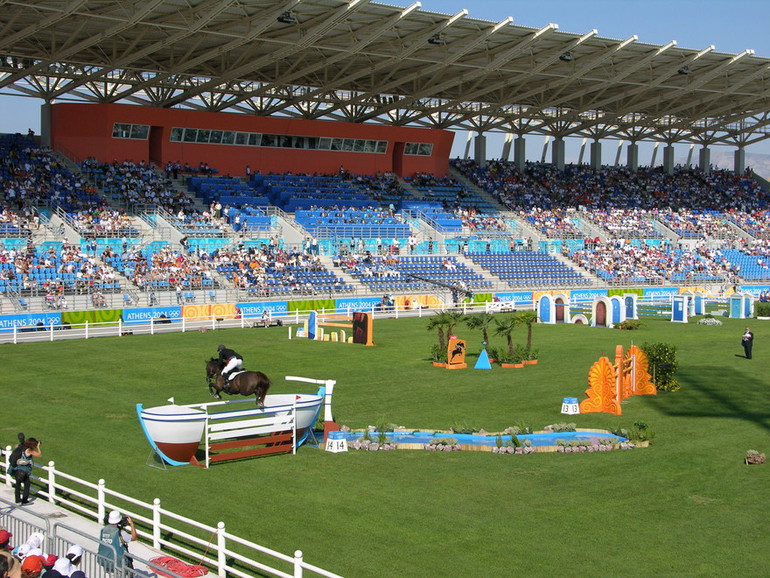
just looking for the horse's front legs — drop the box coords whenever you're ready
[207,379,222,400]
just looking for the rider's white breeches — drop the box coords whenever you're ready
[223,358,242,377]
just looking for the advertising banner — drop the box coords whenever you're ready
[236,301,289,317]
[0,312,63,333]
[494,291,533,305]
[570,288,608,302]
[122,306,182,325]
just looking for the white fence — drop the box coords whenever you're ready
[1,453,342,578]
[0,302,497,345]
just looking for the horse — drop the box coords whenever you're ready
[205,358,271,406]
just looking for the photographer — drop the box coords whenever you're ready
[97,510,136,571]
[9,435,41,505]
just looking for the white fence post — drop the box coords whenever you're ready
[150,317,155,335]
[152,498,162,549]
[217,521,227,577]
[47,461,56,503]
[97,479,106,525]
[294,550,303,578]
[50,322,54,341]
[85,320,89,339]
[118,318,122,336]
[3,446,11,487]
[13,325,17,344]
[182,316,186,332]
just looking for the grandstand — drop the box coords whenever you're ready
[0,0,769,318]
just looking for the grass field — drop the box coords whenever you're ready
[4,314,770,577]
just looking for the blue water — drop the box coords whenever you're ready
[338,430,626,447]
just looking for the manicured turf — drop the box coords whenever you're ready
[4,314,770,577]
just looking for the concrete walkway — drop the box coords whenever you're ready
[0,484,166,575]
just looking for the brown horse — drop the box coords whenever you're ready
[205,358,270,406]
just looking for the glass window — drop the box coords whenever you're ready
[112,123,130,138]
[130,125,149,139]
[330,138,343,151]
[234,132,248,145]
[363,140,376,153]
[353,140,365,152]
[318,137,331,150]
[209,130,223,144]
[182,129,197,143]
[306,137,318,149]
[170,127,184,142]
[418,143,433,156]
[376,141,388,153]
[196,129,210,143]
[342,139,354,151]
[221,131,235,144]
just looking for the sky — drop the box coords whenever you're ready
[2,0,770,169]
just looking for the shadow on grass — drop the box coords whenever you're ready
[653,364,770,431]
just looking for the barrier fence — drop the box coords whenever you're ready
[1,453,342,578]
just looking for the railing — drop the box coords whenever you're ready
[0,302,514,345]
[1,451,342,578]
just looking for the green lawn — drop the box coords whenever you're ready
[4,315,770,577]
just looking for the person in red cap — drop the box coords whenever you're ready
[0,530,11,550]
[20,555,43,578]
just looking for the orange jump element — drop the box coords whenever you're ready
[580,345,656,415]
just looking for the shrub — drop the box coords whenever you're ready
[641,341,680,392]
[616,319,643,330]
[431,343,447,363]
[756,302,770,318]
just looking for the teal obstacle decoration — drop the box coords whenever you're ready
[475,349,492,370]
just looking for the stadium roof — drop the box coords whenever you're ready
[2,0,770,147]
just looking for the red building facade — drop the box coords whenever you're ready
[49,103,454,177]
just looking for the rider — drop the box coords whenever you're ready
[217,344,243,389]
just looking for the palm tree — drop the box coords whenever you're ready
[515,310,538,350]
[426,310,453,352]
[445,310,467,340]
[465,312,494,344]
[494,316,519,358]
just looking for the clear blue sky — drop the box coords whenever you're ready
[3,0,769,167]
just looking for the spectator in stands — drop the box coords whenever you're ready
[47,545,84,577]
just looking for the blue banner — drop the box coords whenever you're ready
[569,289,607,302]
[122,306,182,325]
[335,297,383,312]
[494,291,533,305]
[643,287,679,300]
[236,301,289,318]
[0,312,63,333]
[739,285,770,297]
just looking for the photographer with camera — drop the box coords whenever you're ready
[97,510,137,572]
[8,433,41,505]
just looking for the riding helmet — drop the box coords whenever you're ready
[217,344,225,352]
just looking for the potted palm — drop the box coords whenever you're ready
[494,315,520,368]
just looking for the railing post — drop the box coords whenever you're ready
[3,446,11,487]
[47,461,56,503]
[118,318,122,337]
[13,324,17,344]
[152,498,162,549]
[182,315,186,332]
[217,521,227,577]
[294,550,303,578]
[50,322,54,341]
[212,314,216,330]
[85,320,89,339]
[97,479,106,525]
[150,317,155,335]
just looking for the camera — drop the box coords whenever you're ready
[118,517,129,530]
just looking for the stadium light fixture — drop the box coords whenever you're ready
[277,11,298,24]
[559,51,574,62]
[428,34,447,45]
